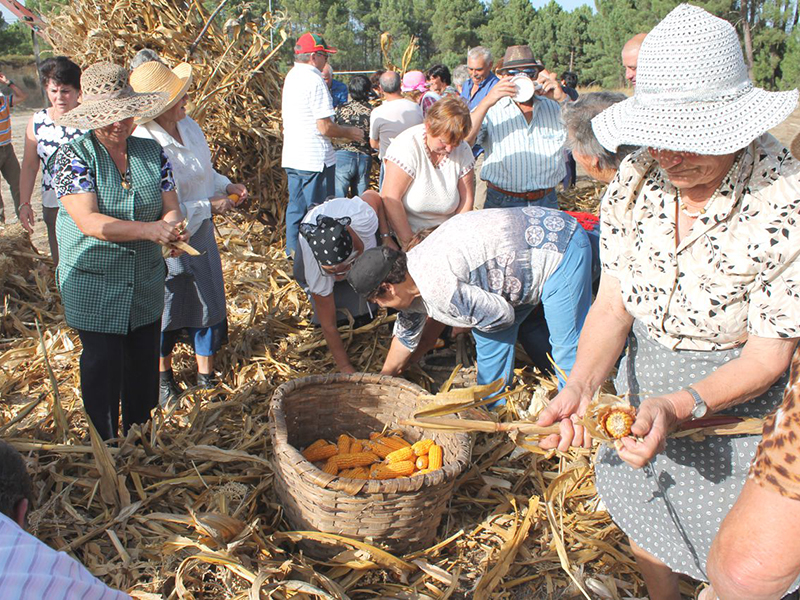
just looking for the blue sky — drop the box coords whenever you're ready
[1,0,595,23]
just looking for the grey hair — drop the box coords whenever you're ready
[295,47,314,62]
[130,48,165,71]
[452,64,469,88]
[562,92,636,171]
[467,46,492,64]
[379,70,401,94]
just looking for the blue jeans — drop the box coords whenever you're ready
[472,227,593,405]
[484,186,558,210]
[335,150,371,198]
[284,164,335,257]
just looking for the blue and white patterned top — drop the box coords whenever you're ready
[477,96,566,192]
[394,206,578,350]
[33,109,86,208]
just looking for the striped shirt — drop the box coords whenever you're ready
[477,96,566,192]
[0,93,13,146]
[281,62,336,172]
[0,512,130,599]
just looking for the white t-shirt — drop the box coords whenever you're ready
[299,196,379,296]
[281,62,335,171]
[133,118,231,236]
[384,124,474,233]
[369,98,423,160]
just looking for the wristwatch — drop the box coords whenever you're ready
[684,386,708,419]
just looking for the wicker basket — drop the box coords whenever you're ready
[269,373,472,556]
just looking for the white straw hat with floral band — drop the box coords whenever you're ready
[592,3,799,155]
[56,62,171,130]
[129,60,193,124]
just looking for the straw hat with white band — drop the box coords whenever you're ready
[56,62,170,130]
[129,60,193,124]
[591,3,799,156]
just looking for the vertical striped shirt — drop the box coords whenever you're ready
[477,96,566,192]
[0,94,13,146]
[0,512,130,599]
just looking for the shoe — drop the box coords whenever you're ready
[159,370,180,406]
[197,372,218,390]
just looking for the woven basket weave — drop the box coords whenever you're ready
[269,373,472,556]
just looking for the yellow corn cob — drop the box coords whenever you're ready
[412,439,435,456]
[428,444,443,470]
[370,460,416,479]
[381,435,411,450]
[339,468,356,478]
[368,441,394,459]
[302,441,338,462]
[303,438,327,455]
[416,455,429,470]
[350,440,363,453]
[322,457,339,475]
[413,468,433,476]
[335,451,380,469]
[369,432,382,440]
[349,467,369,479]
[386,446,415,463]
[337,434,351,454]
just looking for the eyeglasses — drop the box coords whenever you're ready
[504,68,540,78]
[314,51,329,60]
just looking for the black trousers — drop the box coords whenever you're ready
[77,319,160,440]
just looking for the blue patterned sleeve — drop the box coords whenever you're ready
[393,312,428,351]
[160,149,176,192]
[52,145,96,198]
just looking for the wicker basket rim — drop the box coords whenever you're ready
[269,372,472,494]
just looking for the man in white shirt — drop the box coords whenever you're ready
[281,32,364,258]
[368,71,423,186]
[0,440,130,599]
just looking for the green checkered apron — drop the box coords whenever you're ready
[55,132,167,334]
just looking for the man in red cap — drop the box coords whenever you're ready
[281,32,364,258]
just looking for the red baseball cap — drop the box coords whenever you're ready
[295,32,337,54]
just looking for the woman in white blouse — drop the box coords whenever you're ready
[130,57,248,403]
[536,7,800,600]
[380,95,474,248]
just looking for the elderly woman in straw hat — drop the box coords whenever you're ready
[536,4,800,598]
[51,62,187,441]
[129,56,248,404]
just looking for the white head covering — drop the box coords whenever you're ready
[592,3,799,155]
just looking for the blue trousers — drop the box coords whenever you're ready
[284,164,335,257]
[484,186,559,210]
[335,150,371,198]
[472,227,593,405]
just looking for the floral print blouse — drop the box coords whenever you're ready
[600,134,800,351]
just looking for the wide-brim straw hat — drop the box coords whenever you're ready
[56,62,170,130]
[129,60,193,124]
[592,3,799,155]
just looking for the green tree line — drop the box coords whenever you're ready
[8,0,800,90]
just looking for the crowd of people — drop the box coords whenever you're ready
[5,2,800,598]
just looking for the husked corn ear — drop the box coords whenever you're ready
[416,455,429,470]
[337,434,351,454]
[428,444,443,470]
[381,435,411,450]
[349,467,369,479]
[413,468,432,476]
[370,461,416,479]
[335,452,379,469]
[349,440,363,453]
[302,441,338,462]
[369,432,382,440]
[368,441,394,459]
[339,468,356,478]
[386,446,415,463]
[412,439,435,456]
[322,457,339,475]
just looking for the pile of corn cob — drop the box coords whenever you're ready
[301,431,444,480]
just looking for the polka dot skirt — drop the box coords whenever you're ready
[595,321,796,587]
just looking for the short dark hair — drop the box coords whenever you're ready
[370,69,385,89]
[0,440,33,520]
[348,74,371,102]
[560,71,578,89]
[39,56,81,90]
[369,250,408,300]
[426,64,451,86]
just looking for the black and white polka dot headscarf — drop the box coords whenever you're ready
[299,215,353,266]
